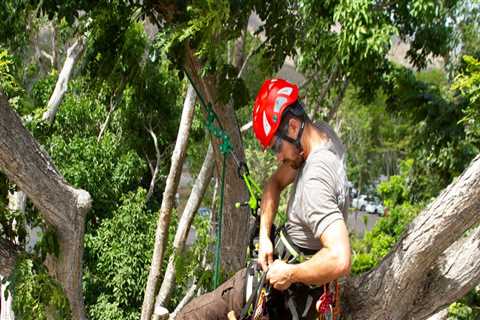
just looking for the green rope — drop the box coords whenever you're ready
[183,69,262,288]
[213,154,227,288]
[182,69,232,288]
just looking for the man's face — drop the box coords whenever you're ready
[269,129,304,170]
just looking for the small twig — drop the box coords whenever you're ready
[170,281,198,319]
[97,77,127,142]
[237,40,266,79]
[240,121,252,133]
[309,64,340,119]
[146,126,161,203]
[326,77,349,122]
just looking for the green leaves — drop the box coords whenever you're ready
[0,49,23,98]
[85,189,156,317]
[5,255,72,320]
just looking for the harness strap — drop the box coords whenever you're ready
[287,292,300,320]
[302,295,313,318]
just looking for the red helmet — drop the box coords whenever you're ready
[252,79,299,149]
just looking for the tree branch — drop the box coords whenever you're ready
[141,84,197,320]
[42,36,86,125]
[410,224,480,319]
[0,92,91,320]
[237,40,266,79]
[343,154,480,320]
[308,65,339,119]
[146,126,162,203]
[326,78,349,122]
[154,143,215,309]
[171,281,198,319]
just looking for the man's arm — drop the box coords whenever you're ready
[258,163,297,271]
[266,220,351,290]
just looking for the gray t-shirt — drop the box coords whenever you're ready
[285,122,348,250]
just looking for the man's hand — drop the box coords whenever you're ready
[257,236,274,272]
[266,260,294,291]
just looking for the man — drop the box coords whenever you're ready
[177,78,351,320]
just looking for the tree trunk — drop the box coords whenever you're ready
[0,92,91,320]
[184,45,250,275]
[141,84,197,320]
[343,154,480,319]
[154,144,215,311]
[42,36,86,124]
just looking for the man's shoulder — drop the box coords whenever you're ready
[307,146,340,171]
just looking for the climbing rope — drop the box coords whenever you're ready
[183,69,260,288]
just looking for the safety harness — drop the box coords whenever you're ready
[241,227,342,320]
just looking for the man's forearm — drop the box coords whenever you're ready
[288,247,351,286]
[259,181,281,239]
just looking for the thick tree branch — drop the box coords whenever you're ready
[141,84,197,320]
[410,224,480,319]
[343,154,480,320]
[0,92,91,320]
[154,143,215,309]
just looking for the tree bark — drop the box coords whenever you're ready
[141,84,197,320]
[42,36,86,124]
[154,144,215,311]
[343,154,480,320]
[0,238,18,277]
[184,45,250,275]
[426,309,448,320]
[0,92,91,320]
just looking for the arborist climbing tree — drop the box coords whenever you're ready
[176,78,351,320]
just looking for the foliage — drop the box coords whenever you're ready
[339,87,410,191]
[386,66,478,201]
[169,214,215,309]
[84,188,157,320]
[453,55,480,145]
[448,286,480,319]
[4,255,71,320]
[377,159,413,208]
[351,161,421,274]
[0,49,23,97]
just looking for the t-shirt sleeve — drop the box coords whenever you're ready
[301,153,344,239]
